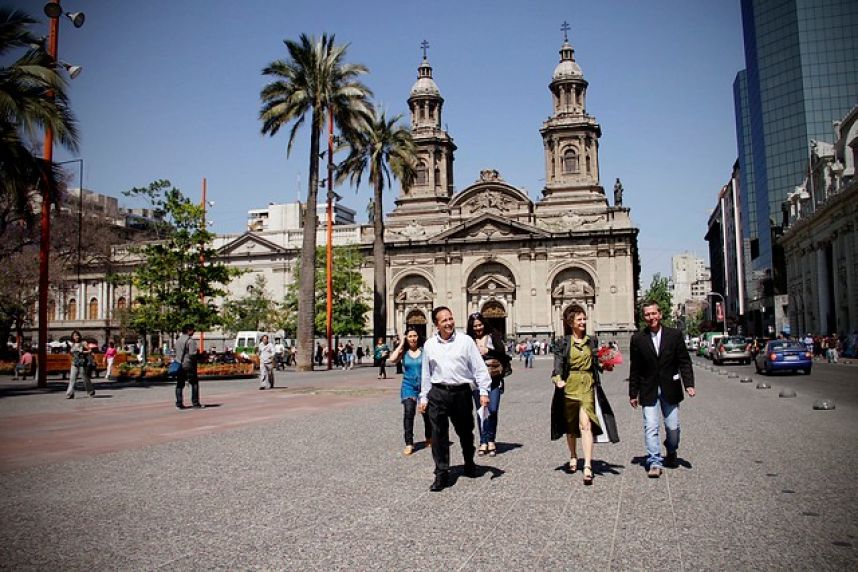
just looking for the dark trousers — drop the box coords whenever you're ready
[175,368,200,406]
[427,384,476,475]
[402,398,432,446]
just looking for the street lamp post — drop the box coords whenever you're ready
[37,1,84,389]
[708,291,726,334]
[325,107,334,370]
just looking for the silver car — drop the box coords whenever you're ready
[713,335,752,365]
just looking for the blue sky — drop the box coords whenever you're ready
[13,0,744,283]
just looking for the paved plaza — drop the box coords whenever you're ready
[1,355,857,570]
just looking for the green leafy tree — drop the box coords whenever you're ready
[221,274,277,334]
[259,33,372,371]
[638,273,674,329]
[0,8,78,225]
[685,308,705,337]
[119,180,237,349]
[283,245,369,339]
[338,109,415,340]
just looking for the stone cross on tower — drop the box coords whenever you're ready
[561,21,570,41]
[421,39,430,60]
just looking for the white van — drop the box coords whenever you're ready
[232,331,286,353]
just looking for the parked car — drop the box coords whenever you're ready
[713,336,752,365]
[754,340,813,375]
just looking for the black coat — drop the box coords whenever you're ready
[628,325,694,407]
[549,335,619,443]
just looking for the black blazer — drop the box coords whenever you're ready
[628,326,694,407]
[549,336,619,443]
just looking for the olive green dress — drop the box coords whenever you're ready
[563,336,601,437]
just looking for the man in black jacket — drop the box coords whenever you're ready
[629,300,695,477]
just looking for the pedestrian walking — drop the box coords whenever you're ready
[274,339,285,370]
[388,328,432,456]
[628,300,695,477]
[524,339,535,368]
[374,337,390,379]
[344,341,354,370]
[549,304,619,486]
[315,343,324,367]
[104,341,117,379]
[65,330,95,399]
[257,334,275,390]
[356,345,364,365]
[175,324,204,410]
[418,306,491,491]
[466,312,510,458]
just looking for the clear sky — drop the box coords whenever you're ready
[11,0,745,284]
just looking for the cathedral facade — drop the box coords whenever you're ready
[382,37,640,342]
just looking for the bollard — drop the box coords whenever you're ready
[740,377,752,383]
[813,399,835,410]
[719,370,728,376]
[779,389,797,398]
[728,373,739,379]
[756,382,771,389]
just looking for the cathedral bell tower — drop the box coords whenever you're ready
[389,41,456,222]
[537,27,608,212]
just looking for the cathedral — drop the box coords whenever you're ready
[32,34,640,348]
[381,35,640,341]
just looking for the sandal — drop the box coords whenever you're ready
[477,444,488,456]
[583,465,593,486]
[487,443,497,457]
[568,457,578,473]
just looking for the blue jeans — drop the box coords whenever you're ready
[524,351,533,368]
[472,386,502,444]
[642,390,680,469]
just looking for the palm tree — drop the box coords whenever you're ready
[259,34,372,371]
[338,109,415,341]
[0,8,79,225]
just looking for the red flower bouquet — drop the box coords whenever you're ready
[597,346,623,370]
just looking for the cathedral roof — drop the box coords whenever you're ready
[552,40,583,81]
[410,58,440,97]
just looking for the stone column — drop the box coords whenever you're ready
[817,245,830,334]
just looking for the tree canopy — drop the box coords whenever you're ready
[639,273,674,329]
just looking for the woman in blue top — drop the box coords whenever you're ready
[388,327,432,456]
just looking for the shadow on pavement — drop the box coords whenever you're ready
[494,442,523,455]
[0,378,174,400]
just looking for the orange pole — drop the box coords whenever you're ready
[37,1,60,389]
[326,107,334,370]
[200,177,206,352]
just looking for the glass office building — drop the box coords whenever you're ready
[734,0,858,332]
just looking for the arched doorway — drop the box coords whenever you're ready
[405,309,428,340]
[552,267,597,335]
[481,301,507,339]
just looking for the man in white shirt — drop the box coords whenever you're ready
[274,340,286,370]
[257,335,275,390]
[419,306,491,491]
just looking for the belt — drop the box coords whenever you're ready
[432,383,471,392]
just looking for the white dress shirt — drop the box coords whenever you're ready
[650,327,662,356]
[257,342,275,365]
[419,331,491,404]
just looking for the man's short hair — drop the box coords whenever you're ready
[181,323,195,334]
[640,299,661,313]
[431,306,451,325]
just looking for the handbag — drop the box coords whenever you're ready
[167,360,182,376]
[484,357,504,378]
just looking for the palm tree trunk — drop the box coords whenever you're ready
[372,180,386,341]
[297,110,321,371]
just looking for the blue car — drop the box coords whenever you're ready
[755,340,813,375]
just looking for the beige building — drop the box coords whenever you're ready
[32,37,640,347]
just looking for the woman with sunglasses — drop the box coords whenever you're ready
[466,312,510,457]
[388,327,432,455]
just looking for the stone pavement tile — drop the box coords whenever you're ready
[608,537,683,571]
[537,540,612,570]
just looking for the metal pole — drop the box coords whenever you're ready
[37,1,60,389]
[200,177,206,352]
[325,107,334,370]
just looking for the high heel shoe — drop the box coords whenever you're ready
[583,465,593,486]
[568,457,578,473]
[477,444,488,456]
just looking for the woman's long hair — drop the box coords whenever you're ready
[466,312,495,340]
[562,304,587,336]
[403,326,425,349]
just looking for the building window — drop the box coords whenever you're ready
[116,296,127,310]
[415,162,428,185]
[563,148,579,174]
[67,299,77,321]
[88,297,98,320]
[48,299,56,321]
[586,155,592,174]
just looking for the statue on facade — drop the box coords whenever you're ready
[613,178,624,207]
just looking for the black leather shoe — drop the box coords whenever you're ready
[664,451,678,468]
[463,461,478,478]
[192,403,206,409]
[429,473,448,492]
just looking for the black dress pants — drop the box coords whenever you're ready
[175,368,200,406]
[402,398,432,446]
[427,383,476,475]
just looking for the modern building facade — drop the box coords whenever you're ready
[734,0,858,334]
[670,252,710,314]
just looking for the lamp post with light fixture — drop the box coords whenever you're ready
[36,0,85,389]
